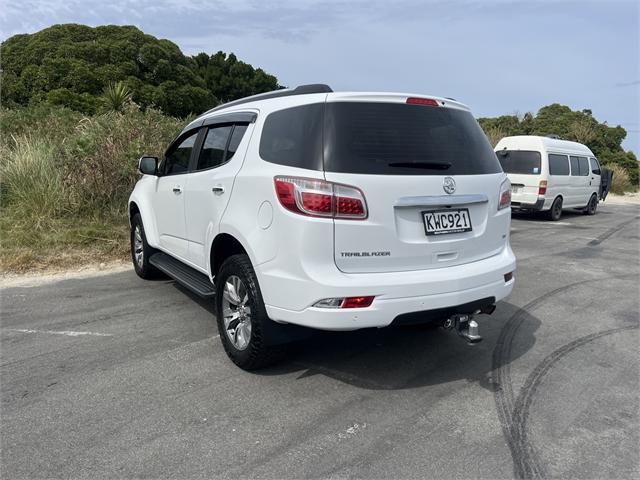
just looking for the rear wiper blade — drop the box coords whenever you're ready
[388,161,452,170]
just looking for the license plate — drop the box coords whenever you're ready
[422,208,472,236]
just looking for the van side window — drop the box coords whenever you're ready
[577,156,589,176]
[548,154,569,175]
[590,157,601,175]
[570,156,580,176]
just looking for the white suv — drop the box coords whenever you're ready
[129,84,516,369]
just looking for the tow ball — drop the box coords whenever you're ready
[442,314,483,344]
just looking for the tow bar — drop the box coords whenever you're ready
[442,313,484,344]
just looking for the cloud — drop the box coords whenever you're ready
[616,80,640,87]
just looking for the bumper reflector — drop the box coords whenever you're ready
[504,272,514,282]
[313,296,375,309]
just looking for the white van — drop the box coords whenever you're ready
[494,135,604,220]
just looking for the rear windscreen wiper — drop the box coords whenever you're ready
[388,161,452,170]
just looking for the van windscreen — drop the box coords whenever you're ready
[323,102,501,175]
[497,150,542,175]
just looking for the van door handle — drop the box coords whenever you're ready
[172,185,182,194]
[212,185,225,194]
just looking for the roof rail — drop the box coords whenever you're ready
[204,84,333,115]
[546,134,562,139]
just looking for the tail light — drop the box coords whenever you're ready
[274,176,368,219]
[538,180,548,196]
[498,178,511,210]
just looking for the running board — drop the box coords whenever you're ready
[149,252,215,298]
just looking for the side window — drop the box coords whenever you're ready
[590,157,601,175]
[548,154,569,175]
[570,156,580,176]
[225,125,248,161]
[163,131,198,175]
[577,156,589,176]
[197,125,233,170]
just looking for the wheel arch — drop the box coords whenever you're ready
[128,192,160,247]
[209,232,251,280]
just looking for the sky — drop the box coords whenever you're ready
[1,0,638,154]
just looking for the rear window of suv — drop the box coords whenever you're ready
[497,150,542,175]
[259,102,502,175]
[324,102,501,175]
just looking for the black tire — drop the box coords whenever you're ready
[547,197,563,221]
[130,213,161,279]
[215,254,284,370]
[584,193,598,215]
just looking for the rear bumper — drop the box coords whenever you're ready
[263,245,516,331]
[511,197,545,211]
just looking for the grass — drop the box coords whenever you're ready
[1,103,183,273]
[0,213,129,273]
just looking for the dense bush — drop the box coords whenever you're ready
[479,104,639,189]
[1,24,280,117]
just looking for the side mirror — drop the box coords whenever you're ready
[592,168,601,175]
[138,156,159,175]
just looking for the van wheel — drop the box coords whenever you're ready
[584,194,598,215]
[130,213,161,279]
[547,197,563,221]
[215,254,284,370]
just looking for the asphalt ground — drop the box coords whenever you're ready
[1,202,639,479]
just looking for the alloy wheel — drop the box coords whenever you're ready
[222,275,252,350]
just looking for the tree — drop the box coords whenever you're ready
[1,24,280,117]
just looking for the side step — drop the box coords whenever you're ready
[149,252,215,298]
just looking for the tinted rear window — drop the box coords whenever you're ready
[497,150,542,175]
[324,102,501,175]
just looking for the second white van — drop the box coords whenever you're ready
[495,135,605,220]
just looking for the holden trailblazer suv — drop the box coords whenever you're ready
[129,84,516,370]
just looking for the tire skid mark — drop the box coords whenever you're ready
[510,325,638,479]
[491,274,636,479]
[588,216,639,246]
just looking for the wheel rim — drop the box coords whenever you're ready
[222,275,252,351]
[133,226,144,268]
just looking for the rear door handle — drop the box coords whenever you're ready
[212,185,225,194]
[172,185,183,194]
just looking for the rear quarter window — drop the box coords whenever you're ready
[259,104,323,170]
[497,150,542,175]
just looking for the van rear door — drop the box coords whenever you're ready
[322,97,510,274]
[496,150,542,206]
